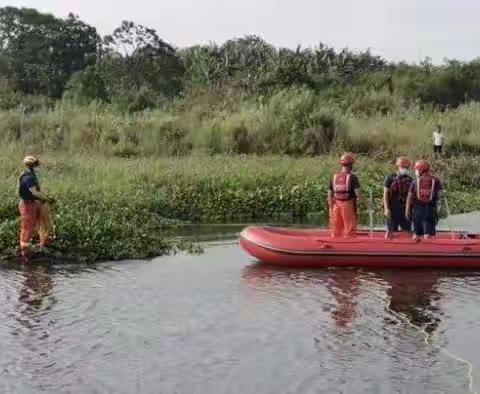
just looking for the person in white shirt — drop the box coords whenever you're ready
[432,124,444,158]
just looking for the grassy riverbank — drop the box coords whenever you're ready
[0,152,479,260]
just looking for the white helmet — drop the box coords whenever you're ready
[23,155,40,167]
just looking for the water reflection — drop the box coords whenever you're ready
[327,271,362,329]
[375,271,442,334]
[241,264,364,331]
[241,264,445,333]
[19,266,55,309]
[16,265,56,331]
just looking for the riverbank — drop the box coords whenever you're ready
[0,152,478,261]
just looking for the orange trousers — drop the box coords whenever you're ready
[19,200,49,256]
[330,200,357,238]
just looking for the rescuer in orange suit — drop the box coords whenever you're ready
[18,156,55,261]
[328,153,367,238]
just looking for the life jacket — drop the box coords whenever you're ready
[333,172,353,201]
[416,175,436,203]
[18,170,40,200]
[389,174,412,203]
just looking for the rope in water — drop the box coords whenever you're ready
[372,287,477,394]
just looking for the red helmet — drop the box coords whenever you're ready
[340,153,355,166]
[395,156,411,168]
[414,160,430,174]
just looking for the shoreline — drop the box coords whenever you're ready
[0,154,478,261]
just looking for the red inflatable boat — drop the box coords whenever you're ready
[240,226,480,269]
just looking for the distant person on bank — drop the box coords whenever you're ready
[433,125,444,158]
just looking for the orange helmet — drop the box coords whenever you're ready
[340,153,355,166]
[23,155,40,167]
[395,156,411,168]
[414,160,430,174]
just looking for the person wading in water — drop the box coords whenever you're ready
[18,156,55,262]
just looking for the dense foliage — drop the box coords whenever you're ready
[0,7,99,97]
[3,6,480,113]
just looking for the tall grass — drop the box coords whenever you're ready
[2,88,480,158]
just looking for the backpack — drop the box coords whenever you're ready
[389,174,412,203]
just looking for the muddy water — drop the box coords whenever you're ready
[1,214,480,393]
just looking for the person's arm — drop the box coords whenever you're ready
[406,181,416,221]
[29,186,54,204]
[353,176,367,207]
[406,181,415,220]
[383,175,392,217]
[328,179,334,213]
[437,182,443,199]
[355,188,367,206]
[383,187,391,217]
[405,193,413,220]
[328,190,334,214]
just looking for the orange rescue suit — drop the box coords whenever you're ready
[19,200,52,257]
[330,172,358,238]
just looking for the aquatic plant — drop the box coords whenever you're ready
[0,152,478,260]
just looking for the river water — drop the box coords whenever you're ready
[2,215,480,393]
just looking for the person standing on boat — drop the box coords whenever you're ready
[328,153,366,238]
[383,157,414,239]
[405,160,442,241]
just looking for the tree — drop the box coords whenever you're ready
[180,37,388,94]
[180,44,225,87]
[0,7,99,97]
[103,21,184,96]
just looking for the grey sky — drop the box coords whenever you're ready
[4,0,480,63]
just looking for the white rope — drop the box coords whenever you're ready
[368,285,477,394]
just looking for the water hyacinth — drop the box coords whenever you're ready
[0,152,478,261]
